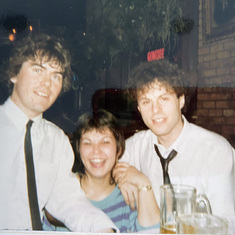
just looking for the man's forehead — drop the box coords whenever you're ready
[29,57,63,72]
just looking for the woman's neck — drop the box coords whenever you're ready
[79,174,116,201]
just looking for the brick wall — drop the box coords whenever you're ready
[194,1,235,147]
[194,87,235,147]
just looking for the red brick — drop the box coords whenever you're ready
[197,109,209,116]
[230,101,235,108]
[222,126,235,134]
[210,93,217,100]
[203,101,215,109]
[216,101,230,108]
[204,69,216,77]
[215,87,229,92]
[210,93,232,100]
[213,117,226,125]
[198,47,210,55]
[223,109,235,117]
[221,75,235,84]
[200,87,216,93]
[204,53,216,61]
[208,109,222,116]
[227,118,235,125]
[217,67,230,76]
[198,62,210,70]
[208,125,222,134]
[197,93,210,101]
[211,44,223,53]
[217,51,230,59]
[197,101,203,108]
[210,60,224,68]
[211,76,227,84]
[223,58,234,67]
[223,41,235,50]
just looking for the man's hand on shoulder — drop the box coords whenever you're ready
[113,162,138,210]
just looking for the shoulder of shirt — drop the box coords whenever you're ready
[126,129,152,142]
[41,118,68,137]
[185,120,233,152]
[189,121,229,142]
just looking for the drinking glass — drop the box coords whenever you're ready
[177,213,228,234]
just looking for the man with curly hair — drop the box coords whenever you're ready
[113,60,235,232]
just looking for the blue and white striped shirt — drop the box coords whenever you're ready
[90,185,159,233]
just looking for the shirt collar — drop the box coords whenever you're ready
[3,97,43,131]
[153,115,188,156]
[171,115,188,153]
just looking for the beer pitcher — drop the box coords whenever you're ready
[160,184,211,234]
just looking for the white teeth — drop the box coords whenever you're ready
[155,118,164,122]
[91,159,104,163]
[37,91,48,97]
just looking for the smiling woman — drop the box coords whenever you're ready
[42,109,160,232]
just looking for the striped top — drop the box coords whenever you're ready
[42,185,159,232]
[90,185,159,233]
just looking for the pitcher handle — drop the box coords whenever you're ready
[195,194,212,214]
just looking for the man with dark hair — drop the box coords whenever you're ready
[0,33,117,232]
[113,60,235,231]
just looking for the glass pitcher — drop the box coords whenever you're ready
[160,184,211,234]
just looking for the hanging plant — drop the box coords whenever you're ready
[85,0,186,69]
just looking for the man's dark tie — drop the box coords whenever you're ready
[24,120,42,230]
[154,144,177,184]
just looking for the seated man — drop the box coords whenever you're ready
[0,33,117,232]
[113,60,235,231]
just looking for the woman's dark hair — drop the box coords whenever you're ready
[72,109,125,185]
[5,33,72,94]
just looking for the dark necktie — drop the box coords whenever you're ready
[24,120,42,230]
[154,144,177,184]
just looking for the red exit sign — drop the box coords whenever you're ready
[147,48,165,61]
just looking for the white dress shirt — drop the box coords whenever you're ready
[121,116,235,230]
[0,98,117,232]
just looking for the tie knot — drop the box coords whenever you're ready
[26,120,33,130]
[154,144,177,163]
